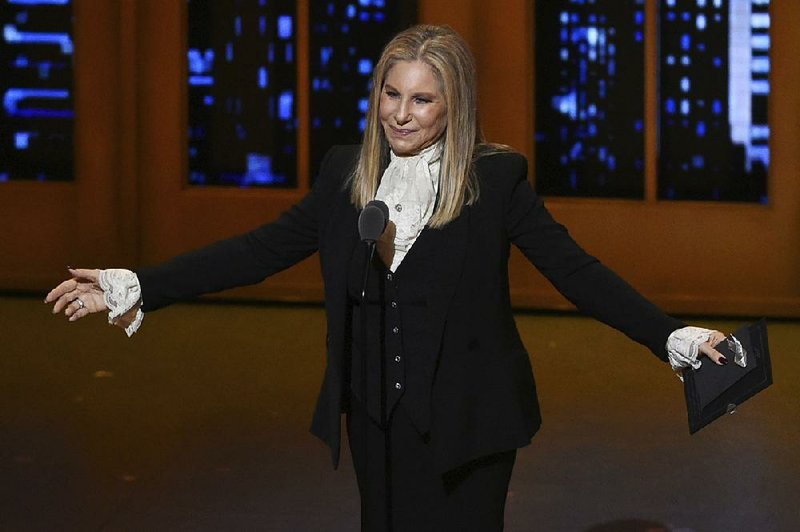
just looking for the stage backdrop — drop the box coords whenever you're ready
[1,0,798,318]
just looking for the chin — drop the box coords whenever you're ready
[389,142,419,156]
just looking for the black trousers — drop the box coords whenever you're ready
[346,399,516,532]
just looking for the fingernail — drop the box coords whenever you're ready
[719,356,728,365]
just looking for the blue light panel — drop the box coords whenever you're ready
[1,0,74,181]
[308,0,416,180]
[535,0,646,198]
[188,0,415,187]
[658,0,769,202]
[187,0,297,187]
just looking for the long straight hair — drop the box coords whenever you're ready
[350,25,497,228]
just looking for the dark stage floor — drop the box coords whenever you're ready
[2,295,798,531]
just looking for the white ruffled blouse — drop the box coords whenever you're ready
[374,141,442,272]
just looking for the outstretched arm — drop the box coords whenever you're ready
[44,145,356,334]
[502,156,726,367]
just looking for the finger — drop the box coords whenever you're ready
[45,279,78,304]
[67,268,100,282]
[68,306,91,322]
[63,297,83,317]
[52,288,82,313]
[708,330,726,347]
[58,290,89,316]
[699,342,728,365]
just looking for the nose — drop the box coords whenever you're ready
[394,101,411,125]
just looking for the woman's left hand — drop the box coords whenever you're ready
[697,330,728,365]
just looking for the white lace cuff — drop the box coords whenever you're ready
[666,326,719,372]
[98,268,144,337]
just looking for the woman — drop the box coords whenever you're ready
[46,25,726,532]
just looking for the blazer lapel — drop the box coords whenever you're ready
[320,194,359,365]
[416,207,471,378]
[314,192,359,468]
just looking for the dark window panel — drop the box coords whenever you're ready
[658,0,769,203]
[0,0,74,182]
[188,0,297,187]
[751,95,767,124]
[534,0,646,198]
[309,0,416,180]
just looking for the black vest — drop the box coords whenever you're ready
[347,227,441,434]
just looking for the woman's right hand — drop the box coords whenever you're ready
[45,268,107,322]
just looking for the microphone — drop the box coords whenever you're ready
[358,200,389,243]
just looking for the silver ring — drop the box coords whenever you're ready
[76,298,85,310]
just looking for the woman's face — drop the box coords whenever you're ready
[379,60,447,156]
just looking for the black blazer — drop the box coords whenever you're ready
[137,145,683,473]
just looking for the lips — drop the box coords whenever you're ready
[389,126,416,137]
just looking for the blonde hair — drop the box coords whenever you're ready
[350,24,501,227]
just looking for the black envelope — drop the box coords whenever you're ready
[683,319,772,434]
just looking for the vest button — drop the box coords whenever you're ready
[391,301,398,308]
[392,326,399,334]
[386,273,393,281]
[395,382,402,390]
[394,355,401,362]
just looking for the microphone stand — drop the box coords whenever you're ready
[359,239,376,532]
[360,245,392,531]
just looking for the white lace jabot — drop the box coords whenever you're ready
[375,141,442,271]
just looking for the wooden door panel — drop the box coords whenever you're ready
[0,3,128,291]
[134,0,322,302]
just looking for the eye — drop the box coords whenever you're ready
[384,89,399,98]
[414,97,432,104]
